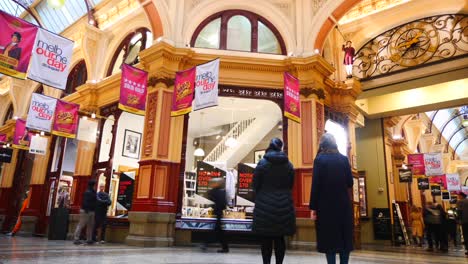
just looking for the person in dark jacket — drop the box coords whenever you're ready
[94,184,111,243]
[310,133,353,264]
[423,201,447,252]
[207,178,229,253]
[457,192,468,256]
[74,179,97,245]
[253,138,295,264]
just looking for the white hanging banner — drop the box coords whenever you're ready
[77,117,98,143]
[193,58,220,111]
[446,173,461,191]
[424,153,444,176]
[26,93,57,132]
[29,135,48,155]
[28,28,74,90]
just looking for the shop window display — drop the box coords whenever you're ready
[181,97,283,223]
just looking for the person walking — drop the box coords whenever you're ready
[423,201,445,251]
[73,179,97,245]
[310,133,354,264]
[457,192,468,256]
[410,206,424,247]
[252,138,295,264]
[207,178,229,253]
[94,184,111,244]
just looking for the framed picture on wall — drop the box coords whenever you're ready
[122,129,141,159]
[254,150,266,164]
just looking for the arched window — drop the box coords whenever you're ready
[106,28,153,77]
[191,10,286,55]
[2,104,14,126]
[65,60,88,96]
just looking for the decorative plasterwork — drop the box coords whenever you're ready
[272,0,295,18]
[0,77,11,96]
[339,0,411,25]
[312,0,327,15]
[147,76,175,88]
[300,87,326,100]
[94,0,141,29]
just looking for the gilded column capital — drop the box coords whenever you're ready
[391,138,410,166]
[327,79,362,122]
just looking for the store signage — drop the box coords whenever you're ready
[417,177,429,190]
[237,163,255,204]
[196,161,225,198]
[52,100,79,138]
[13,119,33,150]
[28,28,74,90]
[372,208,391,240]
[193,58,219,111]
[0,133,6,143]
[29,135,48,155]
[441,190,451,201]
[424,153,444,176]
[171,67,195,116]
[429,175,447,189]
[26,93,57,132]
[430,184,441,196]
[117,173,134,211]
[0,10,38,79]
[398,168,413,183]
[446,173,461,191]
[219,86,283,100]
[407,154,425,175]
[283,72,301,123]
[0,148,13,163]
[119,63,148,115]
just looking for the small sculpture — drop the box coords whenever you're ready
[342,41,355,79]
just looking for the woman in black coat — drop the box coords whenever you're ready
[310,133,353,264]
[253,138,295,264]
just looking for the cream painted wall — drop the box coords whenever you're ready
[356,118,390,244]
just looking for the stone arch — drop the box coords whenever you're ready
[182,0,295,54]
[137,0,165,40]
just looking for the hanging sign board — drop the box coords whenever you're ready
[398,168,413,183]
[0,10,38,79]
[76,118,98,143]
[430,184,441,196]
[28,28,74,90]
[193,58,220,111]
[283,72,301,123]
[171,67,195,116]
[429,175,447,189]
[13,119,33,150]
[26,93,57,132]
[407,154,425,175]
[417,177,429,190]
[119,64,148,115]
[0,133,6,143]
[29,135,48,155]
[52,100,80,138]
[446,173,461,192]
[0,148,13,163]
[424,153,444,176]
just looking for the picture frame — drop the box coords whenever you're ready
[122,129,141,159]
[254,150,266,164]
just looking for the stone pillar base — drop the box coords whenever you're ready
[290,218,316,250]
[18,216,38,236]
[67,214,80,240]
[125,212,175,247]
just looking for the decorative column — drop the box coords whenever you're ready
[125,42,190,247]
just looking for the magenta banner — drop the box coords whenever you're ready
[429,175,447,189]
[408,153,425,175]
[0,11,38,79]
[284,72,301,123]
[171,67,195,116]
[13,119,33,150]
[0,133,6,143]
[52,100,80,138]
[118,64,148,115]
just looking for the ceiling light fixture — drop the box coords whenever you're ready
[47,0,65,9]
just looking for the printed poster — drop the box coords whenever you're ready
[193,58,220,111]
[117,173,135,211]
[407,153,425,175]
[0,133,6,143]
[26,93,57,132]
[196,161,226,199]
[237,163,255,204]
[0,11,38,79]
[430,184,441,196]
[171,67,195,116]
[119,64,148,115]
[417,177,429,190]
[398,168,413,183]
[28,28,74,90]
[429,175,447,189]
[52,100,79,138]
[0,147,13,163]
[13,119,33,150]
[283,72,301,123]
[29,135,48,155]
[446,173,461,192]
[424,153,444,176]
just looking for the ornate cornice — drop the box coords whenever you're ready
[300,87,325,100]
[147,75,175,88]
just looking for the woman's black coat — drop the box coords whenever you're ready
[252,150,296,237]
[310,152,354,253]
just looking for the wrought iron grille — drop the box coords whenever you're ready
[353,14,468,79]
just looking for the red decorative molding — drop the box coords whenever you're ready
[157,91,172,159]
[143,92,158,158]
[293,168,312,218]
[301,101,313,165]
[316,101,324,147]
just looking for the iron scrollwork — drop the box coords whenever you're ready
[353,14,468,79]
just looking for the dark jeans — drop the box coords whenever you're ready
[260,236,286,264]
[325,252,350,264]
[214,215,228,250]
[463,223,468,251]
[426,224,441,249]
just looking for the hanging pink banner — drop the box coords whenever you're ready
[429,175,447,189]
[408,153,425,175]
[119,64,148,115]
[13,119,33,150]
[283,72,301,123]
[52,100,80,138]
[0,133,6,143]
[171,67,195,117]
[0,11,38,79]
